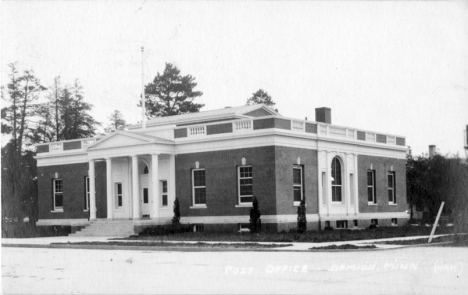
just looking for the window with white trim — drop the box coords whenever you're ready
[53,179,63,211]
[238,166,253,204]
[161,180,168,207]
[367,170,376,204]
[331,157,342,202]
[84,177,90,211]
[192,169,206,205]
[336,220,348,229]
[293,165,303,204]
[115,182,123,209]
[388,172,396,204]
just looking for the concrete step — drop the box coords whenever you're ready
[69,219,138,237]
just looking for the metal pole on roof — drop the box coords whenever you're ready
[141,46,147,129]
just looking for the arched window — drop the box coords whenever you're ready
[143,165,149,174]
[331,157,342,202]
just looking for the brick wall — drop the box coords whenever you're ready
[274,146,318,215]
[175,146,277,218]
[37,162,107,220]
[175,146,319,220]
[357,155,407,213]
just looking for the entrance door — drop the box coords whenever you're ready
[140,174,150,217]
[113,180,129,219]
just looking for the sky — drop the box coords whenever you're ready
[2,1,468,157]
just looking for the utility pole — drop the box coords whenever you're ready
[141,46,146,129]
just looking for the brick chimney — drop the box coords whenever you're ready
[429,145,436,158]
[315,107,331,124]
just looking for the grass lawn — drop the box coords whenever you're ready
[117,225,455,243]
[310,244,377,250]
[52,241,292,249]
[377,234,468,246]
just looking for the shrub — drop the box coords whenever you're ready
[249,196,261,233]
[139,223,192,236]
[172,198,180,225]
[297,200,307,233]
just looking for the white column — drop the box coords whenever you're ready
[317,151,323,216]
[131,155,140,220]
[168,154,176,210]
[325,151,331,216]
[151,154,160,219]
[89,160,97,221]
[106,158,113,219]
[354,154,359,215]
[343,153,349,216]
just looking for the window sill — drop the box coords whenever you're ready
[367,203,378,206]
[235,203,253,208]
[51,210,63,213]
[293,202,307,207]
[160,207,169,209]
[190,205,207,209]
[83,209,89,212]
[331,202,345,206]
[388,203,398,206]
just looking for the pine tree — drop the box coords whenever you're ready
[142,63,204,117]
[105,110,126,133]
[1,63,46,153]
[172,197,180,225]
[249,196,262,233]
[245,89,276,108]
[297,199,307,233]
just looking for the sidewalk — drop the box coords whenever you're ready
[2,234,450,252]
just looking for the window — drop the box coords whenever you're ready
[388,172,396,204]
[143,188,149,204]
[391,218,398,226]
[331,157,342,202]
[336,220,348,229]
[238,223,250,232]
[53,179,63,211]
[193,224,204,232]
[293,165,303,204]
[367,170,376,204]
[371,219,378,225]
[353,220,358,227]
[115,182,123,209]
[161,180,168,207]
[84,177,90,211]
[192,169,206,205]
[238,166,253,204]
[143,165,149,174]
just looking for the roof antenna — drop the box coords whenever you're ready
[141,46,147,129]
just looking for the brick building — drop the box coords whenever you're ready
[35,104,409,234]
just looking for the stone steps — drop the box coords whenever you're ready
[70,220,137,237]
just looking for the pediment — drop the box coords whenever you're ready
[242,106,277,117]
[86,131,167,150]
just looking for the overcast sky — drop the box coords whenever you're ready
[2,1,467,157]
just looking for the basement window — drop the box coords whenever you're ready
[336,220,348,229]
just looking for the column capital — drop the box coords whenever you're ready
[151,153,160,157]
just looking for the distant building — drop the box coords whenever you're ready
[34,104,408,235]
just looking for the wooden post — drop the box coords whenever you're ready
[428,202,445,243]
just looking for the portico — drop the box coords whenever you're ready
[86,131,175,221]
